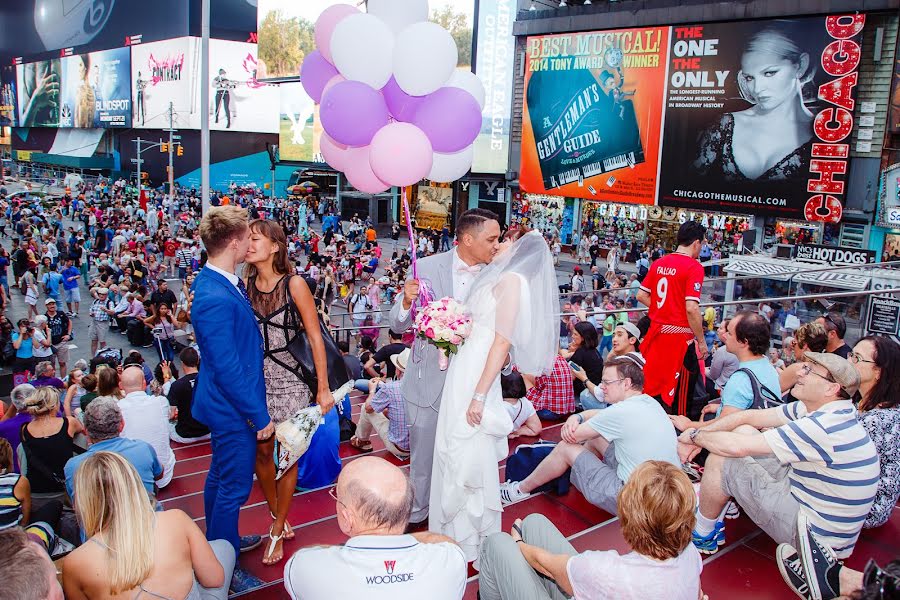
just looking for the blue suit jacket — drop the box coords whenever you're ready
[191,267,268,433]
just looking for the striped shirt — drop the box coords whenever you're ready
[0,472,23,530]
[763,400,879,558]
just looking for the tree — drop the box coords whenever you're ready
[257,10,305,79]
[430,6,473,68]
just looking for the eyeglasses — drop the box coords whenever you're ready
[600,377,626,387]
[863,558,900,599]
[328,486,346,508]
[799,364,836,384]
[850,352,876,365]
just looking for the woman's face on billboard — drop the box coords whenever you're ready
[740,49,807,112]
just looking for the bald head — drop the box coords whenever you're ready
[120,366,146,394]
[338,456,413,533]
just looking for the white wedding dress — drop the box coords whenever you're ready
[428,275,516,565]
[427,231,560,566]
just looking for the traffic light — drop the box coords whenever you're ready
[177,144,183,157]
[160,143,169,153]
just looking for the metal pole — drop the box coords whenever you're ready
[200,0,211,214]
[135,137,142,187]
[168,102,175,201]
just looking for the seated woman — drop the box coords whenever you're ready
[480,461,702,600]
[501,373,542,439]
[559,321,604,408]
[62,451,233,600]
[20,387,83,498]
[779,322,827,395]
[0,438,61,551]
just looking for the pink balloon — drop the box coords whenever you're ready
[315,4,360,64]
[322,74,346,98]
[320,134,349,172]
[344,146,391,194]
[369,123,433,187]
[300,51,338,103]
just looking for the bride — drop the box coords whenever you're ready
[429,226,559,566]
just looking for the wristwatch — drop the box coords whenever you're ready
[576,413,584,424]
[689,428,701,444]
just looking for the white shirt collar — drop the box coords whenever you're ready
[205,263,239,288]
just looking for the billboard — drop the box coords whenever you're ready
[278,82,324,163]
[657,15,865,221]
[131,37,196,129]
[471,0,514,174]
[16,58,62,127]
[58,47,131,128]
[1,65,17,128]
[519,27,670,205]
[198,39,279,133]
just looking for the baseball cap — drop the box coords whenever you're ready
[803,352,860,397]
[616,322,642,341]
[97,287,109,295]
[44,298,56,305]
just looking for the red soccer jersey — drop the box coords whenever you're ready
[639,252,704,328]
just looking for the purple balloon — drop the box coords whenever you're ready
[381,77,427,123]
[300,50,338,103]
[413,87,482,153]
[320,81,390,147]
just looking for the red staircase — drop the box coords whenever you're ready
[157,392,900,599]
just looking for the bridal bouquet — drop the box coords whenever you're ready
[414,297,473,371]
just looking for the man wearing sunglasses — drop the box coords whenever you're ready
[680,352,878,563]
[816,312,853,360]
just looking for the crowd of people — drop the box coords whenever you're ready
[0,176,897,600]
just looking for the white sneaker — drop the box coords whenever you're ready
[499,481,531,505]
[725,501,741,520]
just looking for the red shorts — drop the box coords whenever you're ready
[642,322,694,410]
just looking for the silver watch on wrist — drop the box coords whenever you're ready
[472,392,486,403]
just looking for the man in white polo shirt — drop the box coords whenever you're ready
[680,352,878,558]
[283,456,467,600]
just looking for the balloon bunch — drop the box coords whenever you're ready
[300,0,485,194]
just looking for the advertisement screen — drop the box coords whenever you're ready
[59,47,131,128]
[520,27,670,205]
[199,39,280,133]
[17,59,63,127]
[279,82,325,163]
[472,0,514,174]
[657,15,865,220]
[1,65,17,128]
[131,37,196,129]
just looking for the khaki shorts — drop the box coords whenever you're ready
[570,442,624,516]
[721,455,800,548]
[89,320,109,343]
[53,343,69,365]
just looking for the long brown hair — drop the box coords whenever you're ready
[244,219,292,280]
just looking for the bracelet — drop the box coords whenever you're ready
[576,414,584,424]
[472,392,486,403]
[515,539,524,544]
[689,428,701,444]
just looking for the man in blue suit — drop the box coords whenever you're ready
[192,205,272,590]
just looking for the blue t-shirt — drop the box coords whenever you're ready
[718,357,781,415]
[64,437,162,499]
[11,332,33,359]
[61,266,80,290]
[43,272,63,298]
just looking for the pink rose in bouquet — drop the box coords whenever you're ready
[413,297,473,370]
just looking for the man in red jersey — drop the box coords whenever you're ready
[637,221,708,416]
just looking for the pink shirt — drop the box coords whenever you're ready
[567,545,702,600]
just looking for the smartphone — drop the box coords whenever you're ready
[567,361,582,371]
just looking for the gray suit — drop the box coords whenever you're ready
[389,250,455,522]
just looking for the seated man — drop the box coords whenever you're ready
[165,347,210,444]
[283,456,467,600]
[29,361,66,390]
[480,461,702,600]
[500,357,680,515]
[350,349,411,460]
[0,528,65,600]
[64,397,162,500]
[119,365,176,488]
[680,352,878,558]
[525,355,576,421]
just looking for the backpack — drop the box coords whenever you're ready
[734,367,783,410]
[506,442,571,495]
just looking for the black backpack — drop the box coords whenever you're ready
[734,368,784,410]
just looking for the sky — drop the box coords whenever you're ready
[257,0,474,25]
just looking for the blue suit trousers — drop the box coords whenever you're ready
[204,427,257,555]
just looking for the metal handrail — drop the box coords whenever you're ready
[327,286,900,332]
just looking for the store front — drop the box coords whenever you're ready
[398,181,455,231]
[764,217,822,246]
[645,207,754,254]
[513,193,574,243]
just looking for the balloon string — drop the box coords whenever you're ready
[402,188,431,319]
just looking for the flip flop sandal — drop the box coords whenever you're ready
[262,526,285,566]
[349,436,373,452]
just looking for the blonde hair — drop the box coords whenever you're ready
[23,386,60,417]
[617,461,696,561]
[73,451,155,594]
[199,205,248,257]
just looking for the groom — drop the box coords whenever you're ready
[390,209,502,525]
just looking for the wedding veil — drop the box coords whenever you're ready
[467,230,560,376]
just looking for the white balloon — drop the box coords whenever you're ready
[331,13,395,90]
[428,145,475,183]
[446,71,486,110]
[367,0,428,34]
[393,22,458,96]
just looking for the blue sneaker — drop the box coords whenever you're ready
[239,534,262,553]
[229,566,265,594]
[692,521,725,555]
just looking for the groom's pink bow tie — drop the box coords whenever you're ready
[456,263,482,274]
